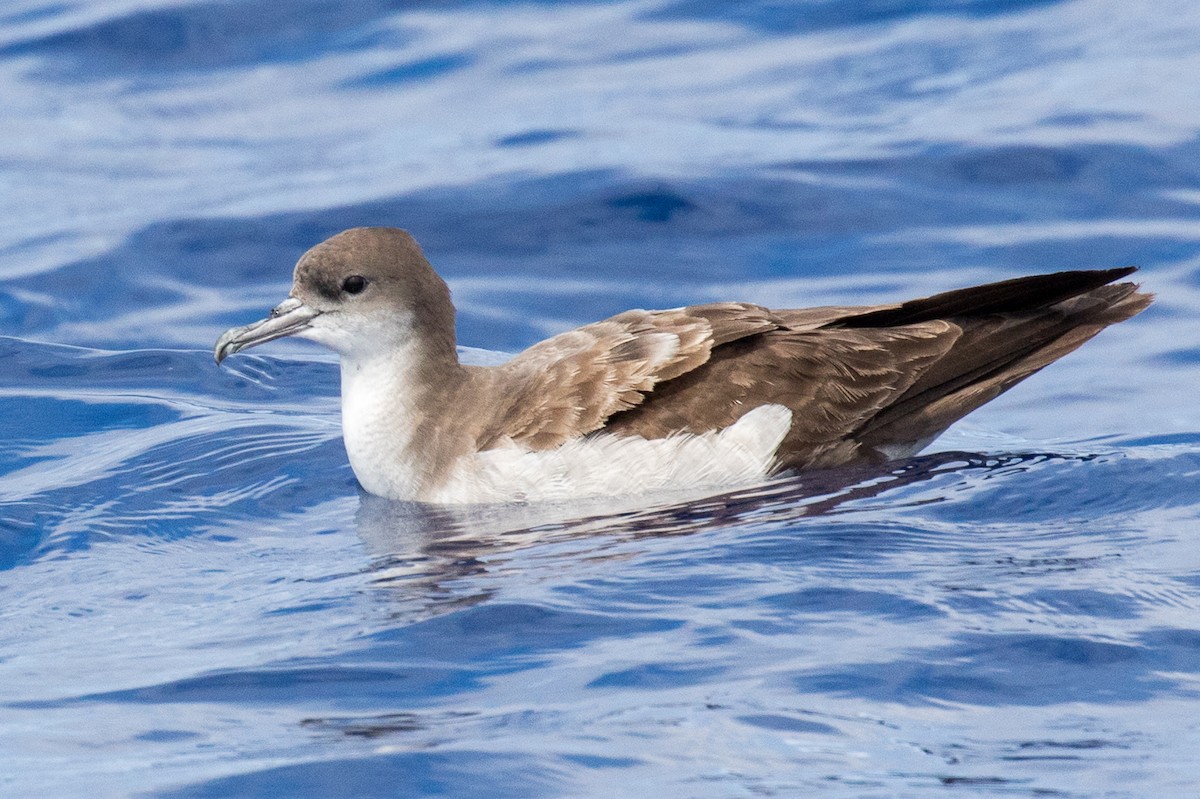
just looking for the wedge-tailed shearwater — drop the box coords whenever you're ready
[215,227,1151,503]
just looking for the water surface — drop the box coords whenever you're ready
[2,1,1199,796]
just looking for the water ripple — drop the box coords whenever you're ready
[3,1,1200,796]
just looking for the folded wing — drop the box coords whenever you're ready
[483,269,1151,469]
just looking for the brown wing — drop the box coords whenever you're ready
[475,302,783,450]
[476,269,1150,468]
[606,270,1151,468]
[603,322,959,467]
[850,281,1151,453]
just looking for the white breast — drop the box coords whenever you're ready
[339,349,430,499]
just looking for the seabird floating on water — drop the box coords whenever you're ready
[215,227,1151,503]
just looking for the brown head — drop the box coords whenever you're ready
[214,227,458,365]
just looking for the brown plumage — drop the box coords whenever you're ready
[478,267,1149,468]
[215,227,1152,502]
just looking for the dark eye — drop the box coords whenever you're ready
[341,275,367,295]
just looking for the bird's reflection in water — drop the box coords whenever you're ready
[353,450,1080,613]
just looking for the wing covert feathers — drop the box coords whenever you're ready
[479,303,780,451]
[480,270,1151,469]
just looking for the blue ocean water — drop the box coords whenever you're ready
[2,0,1200,796]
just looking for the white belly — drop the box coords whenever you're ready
[427,404,793,504]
